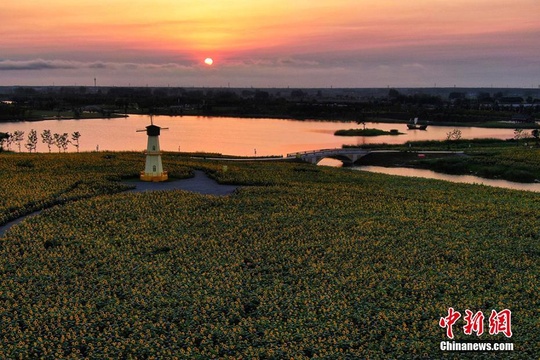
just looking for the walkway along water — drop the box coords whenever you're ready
[0,171,240,238]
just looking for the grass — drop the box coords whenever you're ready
[346,138,540,183]
[415,155,539,182]
[0,152,539,358]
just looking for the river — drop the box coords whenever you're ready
[352,165,540,193]
[312,157,540,192]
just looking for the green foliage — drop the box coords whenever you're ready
[0,132,9,151]
[415,147,540,182]
[1,152,539,358]
[404,138,509,149]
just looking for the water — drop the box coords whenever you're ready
[352,166,540,192]
[0,115,518,156]
[316,158,540,192]
[2,115,535,192]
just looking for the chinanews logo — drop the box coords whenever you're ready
[439,308,514,352]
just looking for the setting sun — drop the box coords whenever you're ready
[1,0,539,87]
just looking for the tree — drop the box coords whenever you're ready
[290,89,306,99]
[5,132,14,150]
[53,133,70,152]
[25,129,38,153]
[60,134,70,152]
[532,129,539,146]
[388,88,400,99]
[13,130,25,152]
[445,129,462,149]
[477,92,492,102]
[356,112,367,128]
[41,130,54,153]
[513,128,529,146]
[71,131,81,152]
[0,132,9,151]
[446,128,462,141]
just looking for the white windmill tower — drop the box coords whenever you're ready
[137,115,168,182]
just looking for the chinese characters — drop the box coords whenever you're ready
[440,308,512,339]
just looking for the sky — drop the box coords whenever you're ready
[1,0,539,88]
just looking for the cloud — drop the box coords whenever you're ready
[0,59,193,71]
[88,62,108,69]
[276,57,319,67]
[224,57,320,68]
[0,59,78,71]
[402,63,425,69]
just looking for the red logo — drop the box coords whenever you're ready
[440,308,512,339]
[489,309,512,338]
[439,307,461,339]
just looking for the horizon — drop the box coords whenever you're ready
[1,1,539,88]
[2,85,539,92]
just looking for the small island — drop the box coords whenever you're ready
[334,128,403,136]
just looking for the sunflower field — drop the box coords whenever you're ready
[0,152,195,226]
[1,152,539,358]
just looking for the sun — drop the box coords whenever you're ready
[204,57,214,66]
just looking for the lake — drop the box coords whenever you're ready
[0,115,518,156]
[1,115,539,192]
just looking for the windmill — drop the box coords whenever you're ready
[137,115,169,182]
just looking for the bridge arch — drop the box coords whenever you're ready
[313,154,358,165]
[288,148,371,165]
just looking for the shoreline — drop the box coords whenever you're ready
[1,112,538,129]
[353,150,540,184]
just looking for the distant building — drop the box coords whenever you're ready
[511,114,535,123]
[497,97,524,109]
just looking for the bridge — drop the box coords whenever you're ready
[202,148,462,165]
[286,148,377,165]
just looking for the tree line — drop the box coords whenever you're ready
[0,130,81,153]
[1,86,538,127]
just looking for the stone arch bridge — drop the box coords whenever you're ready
[286,148,378,165]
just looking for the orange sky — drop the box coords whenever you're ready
[1,0,539,87]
